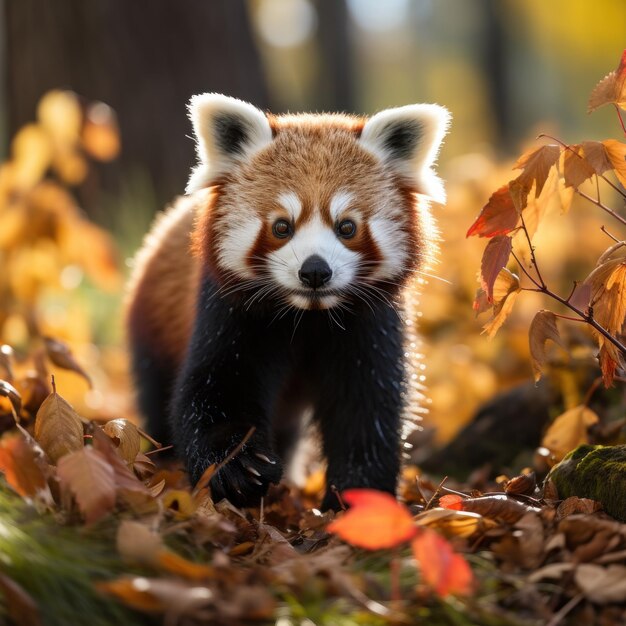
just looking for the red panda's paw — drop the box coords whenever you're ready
[205,444,283,508]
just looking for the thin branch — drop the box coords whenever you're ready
[582,377,603,407]
[615,104,626,138]
[519,213,546,288]
[576,189,626,227]
[565,281,578,303]
[511,251,542,289]
[601,225,622,243]
[552,313,586,324]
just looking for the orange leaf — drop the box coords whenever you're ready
[581,141,612,176]
[602,140,626,188]
[411,529,474,596]
[529,310,564,382]
[482,288,520,339]
[156,551,215,581]
[480,235,512,302]
[514,144,561,198]
[466,185,519,238]
[588,49,626,113]
[327,489,417,549]
[0,432,49,500]
[439,495,464,510]
[563,145,596,189]
[542,405,599,463]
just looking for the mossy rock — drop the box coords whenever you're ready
[548,444,626,522]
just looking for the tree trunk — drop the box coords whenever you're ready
[4,0,269,212]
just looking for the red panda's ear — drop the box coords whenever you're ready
[360,104,451,203]
[186,94,273,193]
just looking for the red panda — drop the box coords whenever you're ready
[126,94,450,510]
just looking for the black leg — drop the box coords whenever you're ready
[170,278,290,507]
[312,306,406,511]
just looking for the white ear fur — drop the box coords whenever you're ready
[186,93,273,193]
[360,104,451,203]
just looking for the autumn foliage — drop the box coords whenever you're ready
[1,53,626,625]
[469,50,626,392]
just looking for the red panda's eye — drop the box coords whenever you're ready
[272,219,292,239]
[337,219,356,239]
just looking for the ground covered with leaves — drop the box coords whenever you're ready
[1,50,626,626]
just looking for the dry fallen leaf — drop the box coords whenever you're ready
[103,419,141,464]
[57,446,116,524]
[575,564,626,604]
[542,405,600,463]
[0,431,51,501]
[34,388,84,464]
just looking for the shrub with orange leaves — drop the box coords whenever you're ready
[468,49,626,389]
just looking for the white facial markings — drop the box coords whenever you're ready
[267,214,361,308]
[278,191,302,221]
[329,190,356,222]
[216,215,262,278]
[369,215,409,280]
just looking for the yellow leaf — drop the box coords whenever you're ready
[161,489,197,519]
[482,287,520,339]
[542,405,599,462]
[10,124,53,189]
[37,90,82,144]
[602,140,626,188]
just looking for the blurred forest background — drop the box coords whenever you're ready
[1,0,625,458]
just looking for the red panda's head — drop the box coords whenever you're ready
[188,94,450,311]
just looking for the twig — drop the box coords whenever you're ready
[565,281,578,303]
[137,427,162,449]
[519,213,546,288]
[330,485,347,511]
[214,426,256,476]
[576,189,626,227]
[511,251,542,289]
[582,377,603,407]
[545,593,583,626]
[143,444,174,457]
[601,225,622,243]
[390,547,401,603]
[615,104,626,138]
[424,476,448,511]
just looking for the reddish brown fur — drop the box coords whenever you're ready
[127,113,437,381]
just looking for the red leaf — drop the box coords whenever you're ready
[467,185,519,238]
[439,495,464,510]
[411,529,474,596]
[327,489,417,550]
[480,235,512,302]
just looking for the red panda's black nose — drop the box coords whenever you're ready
[298,255,332,289]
